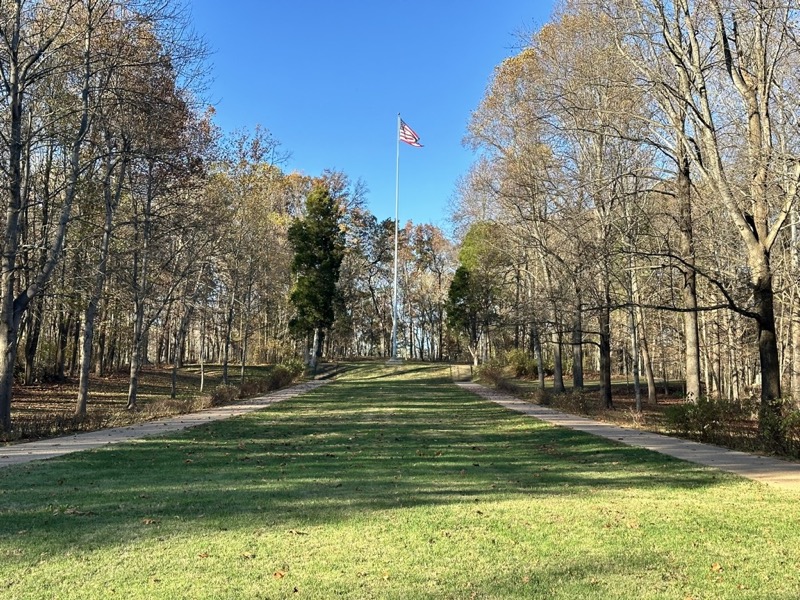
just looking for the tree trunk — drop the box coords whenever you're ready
[571,294,583,389]
[438,307,444,361]
[0,330,17,431]
[240,280,252,383]
[170,307,190,400]
[127,157,156,411]
[199,310,206,393]
[69,315,80,378]
[752,267,783,443]
[127,346,141,410]
[96,322,106,377]
[106,322,118,376]
[176,304,194,371]
[793,297,800,406]
[792,215,800,404]
[630,306,642,412]
[310,327,320,370]
[240,322,248,383]
[599,304,613,409]
[222,291,235,386]
[0,2,34,430]
[631,266,656,403]
[639,308,657,404]
[0,1,93,431]
[126,295,145,410]
[532,323,545,390]
[725,313,740,403]
[76,297,100,417]
[468,343,479,367]
[677,140,702,403]
[552,329,565,393]
[171,269,202,399]
[156,306,170,367]
[56,310,73,381]
[23,297,44,385]
[700,313,711,399]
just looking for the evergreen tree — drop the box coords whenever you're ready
[446,223,505,365]
[288,184,345,367]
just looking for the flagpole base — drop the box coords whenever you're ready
[386,357,404,366]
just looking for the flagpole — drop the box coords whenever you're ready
[390,113,401,361]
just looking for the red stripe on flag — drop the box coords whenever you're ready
[399,119,423,147]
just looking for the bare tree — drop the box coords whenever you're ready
[609,0,800,440]
[0,0,94,431]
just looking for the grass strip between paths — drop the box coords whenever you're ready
[1,363,799,599]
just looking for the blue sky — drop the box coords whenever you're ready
[188,1,555,230]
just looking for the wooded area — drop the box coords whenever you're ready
[451,0,800,446]
[3,0,800,450]
[0,0,456,433]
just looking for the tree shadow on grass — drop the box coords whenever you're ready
[0,365,736,558]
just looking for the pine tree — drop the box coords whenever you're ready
[288,184,345,367]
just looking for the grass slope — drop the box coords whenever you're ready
[1,363,798,599]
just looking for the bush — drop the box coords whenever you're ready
[528,388,552,406]
[496,377,524,396]
[210,384,240,406]
[474,359,526,396]
[475,360,505,386]
[781,409,800,456]
[266,364,296,390]
[505,349,538,379]
[280,358,305,379]
[236,361,305,399]
[238,380,264,398]
[548,388,595,414]
[664,397,724,442]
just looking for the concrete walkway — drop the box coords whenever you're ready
[458,382,800,491]
[0,380,329,469]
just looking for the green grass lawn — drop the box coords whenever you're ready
[1,363,799,599]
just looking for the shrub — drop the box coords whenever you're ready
[496,377,524,396]
[528,387,552,406]
[142,396,209,417]
[549,388,594,414]
[664,397,723,442]
[756,403,800,456]
[238,380,264,398]
[781,409,800,456]
[267,364,296,390]
[280,358,306,379]
[475,360,505,386]
[235,362,304,400]
[210,384,240,406]
[504,349,538,379]
[474,359,526,396]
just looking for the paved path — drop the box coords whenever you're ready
[0,380,329,469]
[458,382,800,491]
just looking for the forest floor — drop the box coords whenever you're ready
[2,364,290,444]
[456,365,787,460]
[2,362,799,599]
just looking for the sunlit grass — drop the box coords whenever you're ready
[1,363,799,599]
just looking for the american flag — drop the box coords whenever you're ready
[399,119,423,147]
